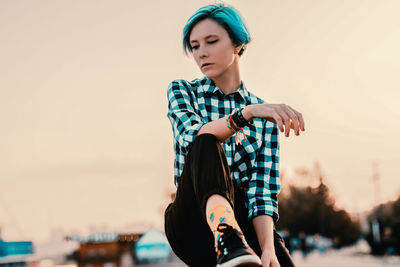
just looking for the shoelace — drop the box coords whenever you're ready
[216,223,246,256]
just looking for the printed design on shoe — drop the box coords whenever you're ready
[216,223,261,267]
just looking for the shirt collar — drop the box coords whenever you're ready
[201,76,249,101]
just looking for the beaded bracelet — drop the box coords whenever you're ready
[226,110,247,145]
[225,115,237,133]
[228,114,242,132]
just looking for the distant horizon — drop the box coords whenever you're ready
[1,162,394,244]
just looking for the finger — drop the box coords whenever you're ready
[283,106,300,135]
[284,106,299,132]
[298,112,305,131]
[276,107,290,137]
[272,113,284,133]
[272,258,281,267]
[288,106,305,131]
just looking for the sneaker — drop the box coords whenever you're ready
[216,223,262,267]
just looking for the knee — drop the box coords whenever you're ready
[190,133,219,153]
[195,133,218,143]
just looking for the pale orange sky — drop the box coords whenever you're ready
[0,0,399,243]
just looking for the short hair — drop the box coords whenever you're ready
[183,3,251,56]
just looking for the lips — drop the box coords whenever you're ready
[201,63,214,68]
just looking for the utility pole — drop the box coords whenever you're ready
[371,160,381,244]
[372,161,381,204]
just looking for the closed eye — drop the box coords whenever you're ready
[191,40,218,50]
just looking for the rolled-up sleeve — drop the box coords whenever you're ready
[167,80,205,155]
[246,120,281,222]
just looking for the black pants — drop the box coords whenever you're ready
[164,133,296,266]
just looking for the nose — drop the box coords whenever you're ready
[198,45,208,59]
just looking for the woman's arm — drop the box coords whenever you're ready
[253,214,274,250]
[196,107,253,141]
[253,215,280,267]
[197,104,304,141]
[197,116,234,142]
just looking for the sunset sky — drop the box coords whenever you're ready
[1,0,399,243]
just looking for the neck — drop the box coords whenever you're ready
[211,58,241,94]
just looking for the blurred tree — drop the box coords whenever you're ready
[276,178,361,247]
[366,196,400,255]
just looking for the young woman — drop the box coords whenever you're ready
[164,3,304,267]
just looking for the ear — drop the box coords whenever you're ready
[234,44,246,55]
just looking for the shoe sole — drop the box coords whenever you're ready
[217,254,261,267]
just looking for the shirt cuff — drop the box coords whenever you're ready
[183,122,205,144]
[247,199,279,222]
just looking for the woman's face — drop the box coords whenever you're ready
[189,18,241,79]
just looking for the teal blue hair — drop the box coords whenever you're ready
[183,3,251,56]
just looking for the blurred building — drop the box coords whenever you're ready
[66,232,141,267]
[66,227,173,267]
[0,237,35,267]
[134,228,171,264]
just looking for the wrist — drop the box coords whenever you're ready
[262,242,275,252]
[242,105,255,121]
[260,231,275,252]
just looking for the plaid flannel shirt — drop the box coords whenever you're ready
[166,76,281,222]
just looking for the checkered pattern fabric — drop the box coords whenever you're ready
[166,76,281,222]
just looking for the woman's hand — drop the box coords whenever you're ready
[243,103,305,137]
[260,249,280,267]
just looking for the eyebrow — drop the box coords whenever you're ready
[190,34,219,44]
